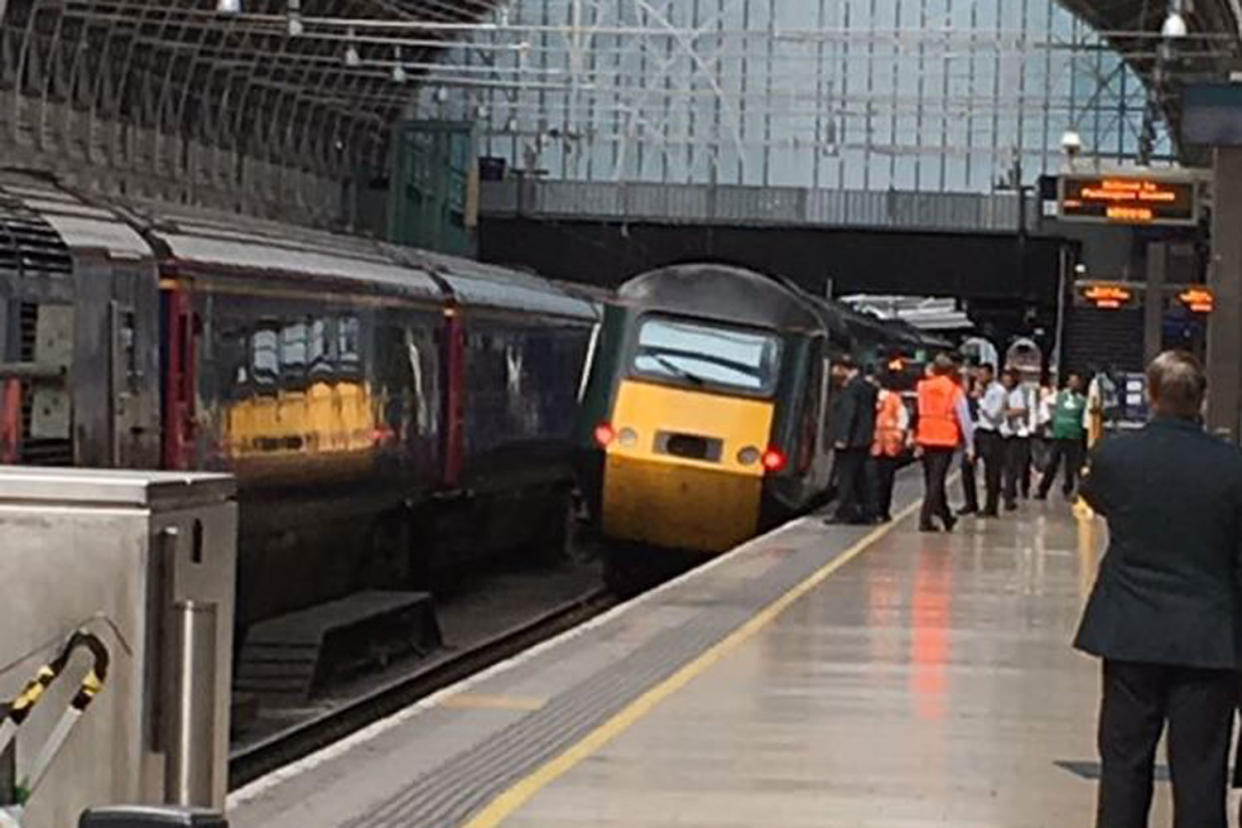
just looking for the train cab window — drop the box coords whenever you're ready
[632,315,781,396]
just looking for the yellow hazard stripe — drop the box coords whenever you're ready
[10,667,55,713]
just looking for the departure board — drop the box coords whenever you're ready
[1075,281,1138,310]
[1057,174,1199,226]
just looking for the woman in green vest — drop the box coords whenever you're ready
[1036,371,1088,500]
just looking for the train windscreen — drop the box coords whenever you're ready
[632,316,781,395]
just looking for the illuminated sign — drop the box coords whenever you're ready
[1176,287,1215,313]
[1076,281,1137,310]
[1057,174,1199,226]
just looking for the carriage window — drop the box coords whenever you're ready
[308,318,330,376]
[281,321,308,375]
[251,326,279,386]
[632,316,782,395]
[338,315,361,368]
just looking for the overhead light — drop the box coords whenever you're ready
[476,104,490,118]
[1060,129,1082,155]
[287,15,304,37]
[344,28,361,67]
[217,0,241,12]
[434,86,448,103]
[391,46,407,83]
[505,116,518,132]
[1162,5,1188,38]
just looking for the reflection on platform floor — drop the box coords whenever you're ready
[499,502,1169,827]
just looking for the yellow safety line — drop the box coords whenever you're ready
[463,495,926,828]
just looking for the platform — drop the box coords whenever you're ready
[228,473,1173,827]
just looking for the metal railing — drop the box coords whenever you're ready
[480,179,1038,235]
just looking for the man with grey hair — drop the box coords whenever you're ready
[1075,350,1242,828]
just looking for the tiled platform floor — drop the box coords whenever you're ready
[232,475,1197,827]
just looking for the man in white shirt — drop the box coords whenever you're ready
[974,363,1007,517]
[1000,368,1033,511]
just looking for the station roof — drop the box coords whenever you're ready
[1060,0,1241,148]
[2,0,1239,182]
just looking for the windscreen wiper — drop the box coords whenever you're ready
[651,354,705,385]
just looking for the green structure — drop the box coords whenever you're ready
[389,120,479,257]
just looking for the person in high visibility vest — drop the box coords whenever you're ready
[870,369,911,523]
[915,353,975,532]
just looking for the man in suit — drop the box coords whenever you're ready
[1075,350,1242,828]
[825,355,877,525]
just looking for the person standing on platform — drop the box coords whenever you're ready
[974,363,1006,517]
[915,354,975,533]
[1075,351,1242,828]
[957,365,981,516]
[1000,368,1032,511]
[826,355,877,525]
[870,369,910,523]
[1036,371,1087,500]
[1032,377,1056,477]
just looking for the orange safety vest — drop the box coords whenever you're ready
[916,375,963,448]
[872,390,907,458]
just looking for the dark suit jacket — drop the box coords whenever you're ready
[1074,416,1242,670]
[830,375,877,451]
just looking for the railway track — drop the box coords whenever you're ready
[228,587,615,790]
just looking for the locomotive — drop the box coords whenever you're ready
[0,170,596,629]
[575,263,950,583]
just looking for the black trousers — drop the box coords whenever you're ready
[920,447,954,528]
[1038,437,1085,497]
[960,454,978,512]
[1003,437,1031,506]
[976,430,1004,514]
[833,447,870,521]
[1097,660,1236,828]
[870,455,901,520]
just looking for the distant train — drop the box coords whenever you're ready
[575,263,947,581]
[0,171,596,629]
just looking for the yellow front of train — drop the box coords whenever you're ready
[591,312,787,553]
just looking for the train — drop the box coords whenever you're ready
[0,170,597,631]
[575,263,949,581]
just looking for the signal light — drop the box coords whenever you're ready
[618,427,638,446]
[594,423,616,447]
[761,448,787,472]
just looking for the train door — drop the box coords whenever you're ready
[810,347,836,494]
[72,251,161,468]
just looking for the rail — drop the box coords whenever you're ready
[228,588,614,790]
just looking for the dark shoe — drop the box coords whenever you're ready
[1004,501,1018,511]
[918,523,940,533]
[1062,489,1075,501]
[1034,491,1048,501]
[943,515,957,533]
[980,509,999,518]
[956,506,977,516]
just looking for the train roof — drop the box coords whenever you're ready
[617,263,824,332]
[0,171,596,322]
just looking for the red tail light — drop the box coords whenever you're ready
[594,423,616,447]
[762,448,787,472]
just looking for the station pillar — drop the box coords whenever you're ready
[1143,242,1167,365]
[1206,147,1242,441]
